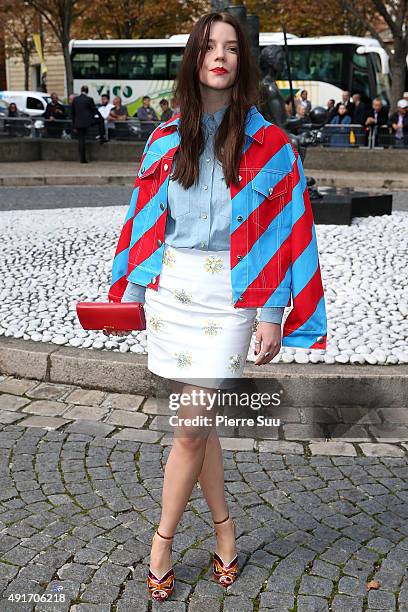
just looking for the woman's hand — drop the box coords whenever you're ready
[254,322,282,365]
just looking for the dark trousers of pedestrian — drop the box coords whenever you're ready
[77,127,88,163]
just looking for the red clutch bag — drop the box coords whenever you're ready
[76,301,146,333]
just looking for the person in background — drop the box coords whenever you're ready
[329,102,352,146]
[296,89,311,118]
[335,90,354,117]
[109,96,128,121]
[71,85,104,163]
[351,93,366,126]
[159,98,173,121]
[44,92,66,121]
[107,96,128,139]
[43,91,66,138]
[135,95,158,121]
[5,102,23,136]
[7,102,20,117]
[97,93,115,139]
[326,98,336,121]
[388,99,408,148]
[285,95,295,118]
[365,97,389,146]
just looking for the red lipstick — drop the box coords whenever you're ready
[211,67,228,74]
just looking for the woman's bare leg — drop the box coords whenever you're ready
[198,421,237,563]
[149,381,217,578]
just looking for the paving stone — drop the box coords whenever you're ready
[21,399,70,417]
[0,377,39,395]
[297,595,329,611]
[309,441,357,456]
[337,576,367,596]
[359,443,406,457]
[283,424,325,440]
[299,574,333,597]
[187,597,220,612]
[331,594,364,611]
[62,405,108,421]
[64,389,106,406]
[311,559,340,580]
[219,437,255,451]
[0,410,25,424]
[18,416,71,430]
[106,410,148,428]
[25,382,76,401]
[0,393,31,411]
[101,392,145,411]
[222,596,253,612]
[367,589,396,609]
[112,428,163,443]
[259,592,294,610]
[65,420,116,437]
[141,396,172,415]
[258,440,304,454]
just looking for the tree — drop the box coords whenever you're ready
[0,1,36,89]
[78,0,208,40]
[24,0,89,96]
[247,0,373,37]
[339,0,408,108]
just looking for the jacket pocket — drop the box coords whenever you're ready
[137,150,162,179]
[251,170,291,230]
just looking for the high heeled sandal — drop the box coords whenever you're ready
[146,529,175,601]
[212,513,238,587]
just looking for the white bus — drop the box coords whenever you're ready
[69,34,391,117]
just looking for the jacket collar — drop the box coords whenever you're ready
[159,104,265,144]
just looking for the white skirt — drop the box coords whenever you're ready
[144,244,257,388]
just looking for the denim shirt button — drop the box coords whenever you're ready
[237,215,243,222]
[160,202,165,210]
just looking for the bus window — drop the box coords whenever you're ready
[169,50,183,79]
[72,52,100,79]
[98,51,117,78]
[274,45,344,89]
[118,49,167,79]
[369,53,391,106]
[351,52,370,101]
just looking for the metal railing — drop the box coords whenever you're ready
[1,115,407,149]
[0,116,163,142]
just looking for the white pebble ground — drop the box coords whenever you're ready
[0,206,407,365]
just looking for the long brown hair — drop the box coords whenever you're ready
[171,12,261,189]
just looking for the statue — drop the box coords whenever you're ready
[259,44,327,198]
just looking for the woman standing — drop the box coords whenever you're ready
[109,11,327,601]
[329,103,352,147]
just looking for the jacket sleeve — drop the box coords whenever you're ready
[108,136,153,303]
[281,144,327,350]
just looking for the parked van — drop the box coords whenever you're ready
[0,91,63,116]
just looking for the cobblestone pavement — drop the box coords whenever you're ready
[0,375,407,611]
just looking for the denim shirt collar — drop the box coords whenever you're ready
[201,104,229,129]
[159,104,266,144]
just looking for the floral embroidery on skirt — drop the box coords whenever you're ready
[143,244,257,388]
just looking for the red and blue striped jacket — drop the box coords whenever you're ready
[108,105,327,350]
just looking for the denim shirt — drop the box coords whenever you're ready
[122,104,284,324]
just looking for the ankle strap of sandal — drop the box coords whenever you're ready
[156,529,174,540]
[214,513,229,525]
